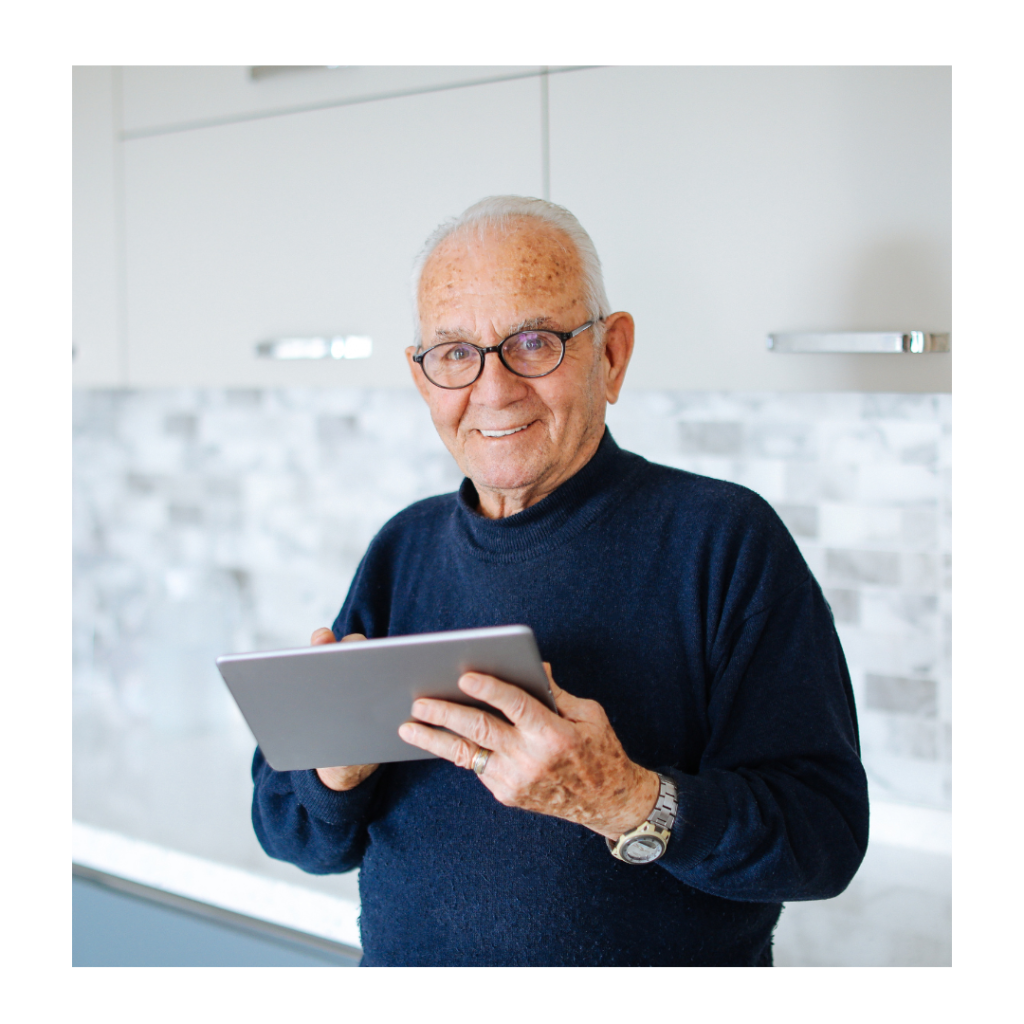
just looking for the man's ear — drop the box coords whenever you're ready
[406,346,433,403]
[599,312,635,405]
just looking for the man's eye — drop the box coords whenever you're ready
[512,333,553,352]
[442,345,474,362]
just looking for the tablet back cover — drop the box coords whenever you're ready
[216,625,552,770]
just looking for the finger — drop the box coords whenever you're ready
[411,698,513,752]
[341,632,366,643]
[540,663,591,720]
[310,628,336,645]
[543,662,562,698]
[542,663,566,719]
[542,662,556,689]
[397,720,479,769]
[458,672,553,731]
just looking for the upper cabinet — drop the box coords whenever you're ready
[74,66,951,391]
[121,74,544,387]
[119,66,544,137]
[549,66,951,392]
[72,67,122,386]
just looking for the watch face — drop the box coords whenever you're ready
[622,834,666,864]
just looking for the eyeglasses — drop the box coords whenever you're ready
[412,321,596,390]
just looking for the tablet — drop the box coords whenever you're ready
[216,625,554,771]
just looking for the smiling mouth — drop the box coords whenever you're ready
[478,425,531,438]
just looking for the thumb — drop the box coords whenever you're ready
[543,662,559,694]
[310,627,337,645]
[543,662,583,715]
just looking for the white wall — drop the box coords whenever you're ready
[73,66,951,392]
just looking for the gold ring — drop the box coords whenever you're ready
[471,747,491,776]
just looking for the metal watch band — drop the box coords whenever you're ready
[605,772,679,862]
[649,773,678,831]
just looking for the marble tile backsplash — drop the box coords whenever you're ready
[73,389,952,810]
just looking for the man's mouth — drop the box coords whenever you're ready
[478,425,530,438]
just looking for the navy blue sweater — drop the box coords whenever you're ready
[252,430,869,966]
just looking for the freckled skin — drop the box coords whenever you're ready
[408,221,630,519]
[313,217,659,840]
[399,667,660,841]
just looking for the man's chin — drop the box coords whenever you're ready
[460,437,546,484]
[469,469,544,496]
[460,451,550,497]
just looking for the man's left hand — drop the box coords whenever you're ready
[397,665,661,841]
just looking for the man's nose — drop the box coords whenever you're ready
[468,347,530,406]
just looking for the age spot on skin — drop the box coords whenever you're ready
[420,220,588,318]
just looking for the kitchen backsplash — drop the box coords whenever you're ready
[73,388,951,809]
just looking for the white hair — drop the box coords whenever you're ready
[411,195,611,349]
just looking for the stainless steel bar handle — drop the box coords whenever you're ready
[766,332,950,353]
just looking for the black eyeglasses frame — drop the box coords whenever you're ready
[412,320,598,390]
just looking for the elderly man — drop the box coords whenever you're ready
[251,196,869,967]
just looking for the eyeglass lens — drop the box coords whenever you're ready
[422,332,564,388]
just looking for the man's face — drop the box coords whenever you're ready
[407,221,630,516]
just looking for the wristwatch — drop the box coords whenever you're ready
[606,773,678,864]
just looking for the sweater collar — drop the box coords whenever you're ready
[453,428,639,561]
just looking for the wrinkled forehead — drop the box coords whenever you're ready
[418,220,586,325]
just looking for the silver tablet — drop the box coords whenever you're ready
[216,625,554,771]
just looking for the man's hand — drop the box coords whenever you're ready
[397,665,661,841]
[309,628,380,792]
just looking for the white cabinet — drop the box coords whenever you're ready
[74,66,952,391]
[120,66,543,137]
[549,67,951,392]
[72,66,122,386]
[122,75,545,387]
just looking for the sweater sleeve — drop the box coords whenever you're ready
[251,747,385,874]
[653,576,869,902]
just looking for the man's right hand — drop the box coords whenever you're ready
[310,628,381,792]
